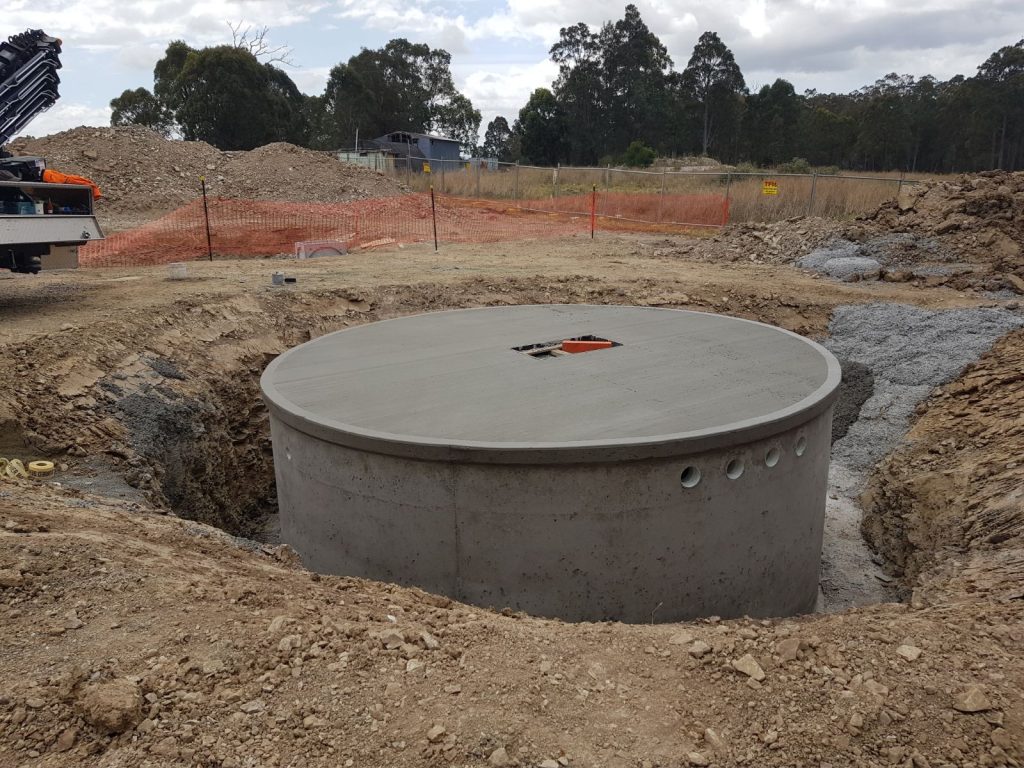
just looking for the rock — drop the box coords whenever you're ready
[669,630,694,645]
[848,713,864,732]
[63,610,84,630]
[731,654,765,681]
[864,679,888,697]
[76,679,143,733]
[267,615,291,633]
[1005,274,1024,294]
[303,714,326,728]
[488,746,512,766]
[897,187,920,212]
[377,629,405,649]
[426,724,446,743]
[25,697,45,709]
[240,699,266,714]
[896,645,922,661]
[54,727,77,752]
[82,149,98,160]
[952,686,992,713]
[703,727,727,753]
[405,659,425,673]
[991,728,1012,749]
[687,751,709,766]
[689,641,711,658]
[776,637,801,662]
[150,735,179,757]
[539,761,560,768]
[0,569,23,588]
[419,631,440,650]
[277,634,301,652]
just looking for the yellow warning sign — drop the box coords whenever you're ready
[762,179,779,196]
[423,162,431,174]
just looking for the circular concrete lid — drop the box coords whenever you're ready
[261,305,841,463]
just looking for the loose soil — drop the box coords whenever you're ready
[7,127,408,231]
[1,233,1022,767]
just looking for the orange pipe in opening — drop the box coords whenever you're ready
[561,340,613,353]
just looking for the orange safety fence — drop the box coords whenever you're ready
[80,190,728,268]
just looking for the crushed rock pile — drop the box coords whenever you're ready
[866,171,1023,273]
[8,126,408,230]
[646,217,847,265]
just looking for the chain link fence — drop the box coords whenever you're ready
[378,157,918,226]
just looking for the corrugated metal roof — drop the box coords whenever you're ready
[378,130,458,144]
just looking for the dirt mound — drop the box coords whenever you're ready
[865,171,1024,277]
[647,217,847,265]
[8,126,407,230]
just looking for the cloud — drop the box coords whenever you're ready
[458,57,559,128]
[290,66,333,94]
[8,0,323,51]
[16,103,112,138]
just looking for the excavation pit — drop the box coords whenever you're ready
[261,305,841,622]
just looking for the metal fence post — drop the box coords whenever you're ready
[806,172,818,217]
[430,185,438,252]
[658,169,666,223]
[514,162,520,203]
[553,163,559,199]
[897,171,905,197]
[200,175,213,261]
[405,157,410,188]
[475,161,481,198]
[441,161,446,194]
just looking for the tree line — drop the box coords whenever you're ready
[111,8,1024,172]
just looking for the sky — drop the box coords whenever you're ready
[8,0,1023,142]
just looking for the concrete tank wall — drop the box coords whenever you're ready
[270,406,833,622]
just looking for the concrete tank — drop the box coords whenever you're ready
[261,305,841,622]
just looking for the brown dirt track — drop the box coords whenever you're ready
[1,233,1023,768]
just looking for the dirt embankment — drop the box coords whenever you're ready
[863,328,1024,604]
[8,126,408,230]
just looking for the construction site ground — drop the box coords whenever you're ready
[1,229,1023,768]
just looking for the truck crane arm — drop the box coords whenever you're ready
[1,29,104,274]
[0,29,62,152]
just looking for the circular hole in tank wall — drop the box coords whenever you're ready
[680,466,701,488]
[726,458,745,480]
[795,436,807,457]
[765,447,780,467]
